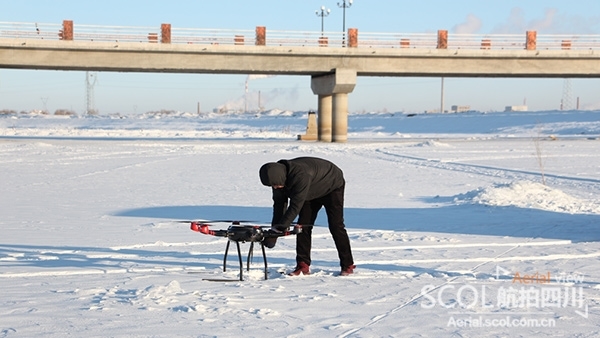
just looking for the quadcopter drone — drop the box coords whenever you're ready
[189,220,305,281]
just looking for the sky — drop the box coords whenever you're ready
[2,0,600,114]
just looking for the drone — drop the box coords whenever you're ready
[189,220,305,281]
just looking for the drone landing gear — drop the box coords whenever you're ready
[191,222,303,282]
[223,239,268,281]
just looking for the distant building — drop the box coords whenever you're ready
[504,105,528,112]
[451,105,471,113]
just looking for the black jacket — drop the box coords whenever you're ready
[270,157,344,227]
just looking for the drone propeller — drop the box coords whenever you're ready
[176,219,257,224]
[205,219,257,223]
[190,221,228,236]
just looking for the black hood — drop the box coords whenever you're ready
[259,162,286,186]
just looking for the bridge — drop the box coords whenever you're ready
[2,20,600,142]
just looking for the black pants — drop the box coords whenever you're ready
[296,184,354,269]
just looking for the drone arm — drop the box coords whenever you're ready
[264,224,305,238]
[190,222,228,237]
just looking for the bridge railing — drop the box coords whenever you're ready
[448,33,525,50]
[266,30,343,47]
[2,21,600,51]
[0,21,62,40]
[171,27,255,45]
[74,24,159,43]
[536,34,600,50]
[358,32,438,48]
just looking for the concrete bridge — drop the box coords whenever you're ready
[2,21,600,142]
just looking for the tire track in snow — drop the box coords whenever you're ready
[0,240,573,279]
[338,244,523,338]
[368,148,600,194]
[7,142,201,189]
[0,266,206,278]
[71,154,195,180]
[337,146,599,336]
[360,251,600,265]
[337,222,590,337]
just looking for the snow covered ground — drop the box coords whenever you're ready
[1,109,599,337]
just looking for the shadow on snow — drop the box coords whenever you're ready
[114,203,600,243]
[2,203,597,276]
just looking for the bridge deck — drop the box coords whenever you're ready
[1,21,600,78]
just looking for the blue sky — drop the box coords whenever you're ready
[2,0,600,114]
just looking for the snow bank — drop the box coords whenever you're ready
[455,181,600,214]
[410,139,453,147]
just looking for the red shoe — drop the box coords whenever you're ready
[288,261,310,276]
[340,265,356,276]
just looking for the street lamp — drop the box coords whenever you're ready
[315,6,331,35]
[337,0,353,46]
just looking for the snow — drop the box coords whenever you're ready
[1,109,599,337]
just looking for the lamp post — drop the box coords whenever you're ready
[315,6,331,35]
[337,0,353,46]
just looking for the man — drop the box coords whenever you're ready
[259,157,355,276]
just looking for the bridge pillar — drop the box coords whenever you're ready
[297,111,318,141]
[317,94,332,142]
[332,93,349,142]
[311,68,356,143]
